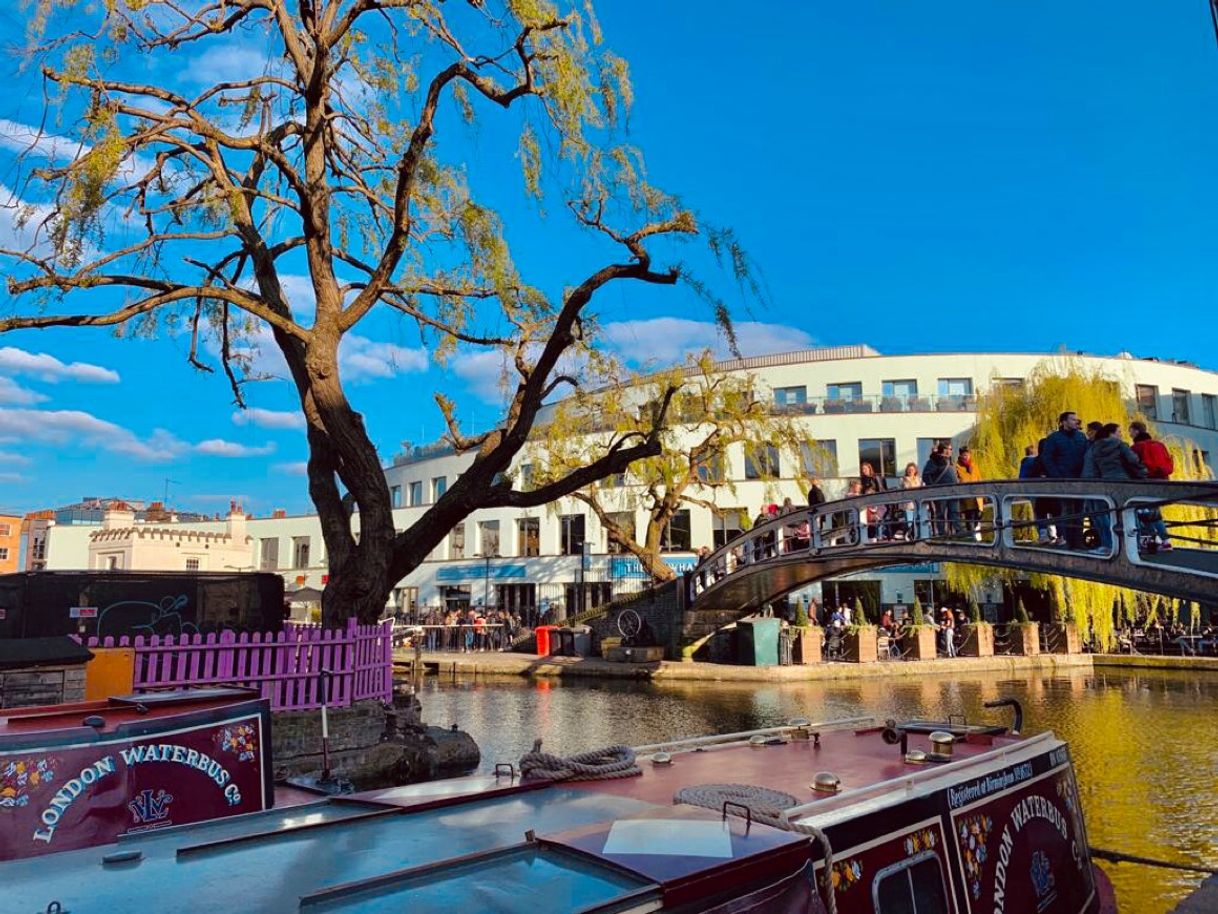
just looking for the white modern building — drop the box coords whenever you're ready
[34,345,1218,620]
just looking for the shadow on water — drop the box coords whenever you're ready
[419,667,1218,914]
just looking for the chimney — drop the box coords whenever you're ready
[226,500,247,543]
[272,509,287,519]
[101,501,135,530]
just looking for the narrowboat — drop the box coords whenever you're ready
[1,691,1117,913]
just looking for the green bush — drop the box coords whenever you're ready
[794,602,809,627]
[969,600,982,624]
[911,596,928,627]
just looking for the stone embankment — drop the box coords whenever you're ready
[271,691,480,785]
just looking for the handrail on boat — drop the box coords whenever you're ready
[780,731,1058,823]
[632,716,876,757]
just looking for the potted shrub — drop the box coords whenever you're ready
[1009,599,1040,656]
[903,597,938,661]
[959,600,994,658]
[845,623,878,663]
[790,603,822,665]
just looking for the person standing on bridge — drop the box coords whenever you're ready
[1040,411,1090,549]
[922,443,959,536]
[1082,423,1146,551]
[1129,421,1174,552]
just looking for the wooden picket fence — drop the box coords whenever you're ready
[83,618,393,711]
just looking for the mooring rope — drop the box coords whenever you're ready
[1089,846,1218,875]
[674,783,838,914]
[518,739,641,782]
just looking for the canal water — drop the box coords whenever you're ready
[418,667,1218,914]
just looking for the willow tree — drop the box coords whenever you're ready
[0,1,734,624]
[530,354,808,582]
[945,358,1215,648]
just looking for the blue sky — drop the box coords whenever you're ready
[2,2,1217,516]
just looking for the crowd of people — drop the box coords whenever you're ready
[410,606,524,652]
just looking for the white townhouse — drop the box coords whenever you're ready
[36,345,1218,620]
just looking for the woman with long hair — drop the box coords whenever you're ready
[899,461,923,540]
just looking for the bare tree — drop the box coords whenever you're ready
[0,0,717,623]
[532,355,810,583]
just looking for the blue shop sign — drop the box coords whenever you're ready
[435,563,528,582]
[610,556,697,580]
[881,563,940,575]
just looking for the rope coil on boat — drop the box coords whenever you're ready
[674,783,838,914]
[519,740,642,782]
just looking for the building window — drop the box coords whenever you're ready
[994,377,1025,390]
[937,377,973,397]
[448,523,465,559]
[800,440,838,477]
[478,520,500,557]
[185,558,200,571]
[0,547,8,562]
[693,451,726,484]
[744,444,781,479]
[605,472,627,488]
[712,509,746,548]
[873,851,949,913]
[858,438,898,478]
[390,486,402,508]
[560,514,586,556]
[1172,389,1192,424]
[432,476,447,501]
[408,481,424,506]
[105,554,121,570]
[773,385,807,407]
[519,464,535,489]
[605,512,634,553]
[1136,384,1158,420]
[293,536,311,568]
[259,537,280,570]
[827,382,862,401]
[0,523,10,537]
[881,379,918,399]
[917,437,945,471]
[661,509,692,552]
[517,517,540,557]
[1203,394,1217,430]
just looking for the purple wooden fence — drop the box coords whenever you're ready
[83,618,393,711]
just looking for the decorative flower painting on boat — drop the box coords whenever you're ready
[0,757,57,809]
[830,858,863,892]
[1055,776,1086,869]
[218,724,258,762]
[956,813,994,900]
[903,827,938,856]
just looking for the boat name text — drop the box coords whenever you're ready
[947,762,1033,809]
[992,794,1072,914]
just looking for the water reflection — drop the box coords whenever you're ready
[419,668,1218,914]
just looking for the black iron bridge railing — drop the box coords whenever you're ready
[688,479,1218,613]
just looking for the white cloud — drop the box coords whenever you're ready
[195,439,276,457]
[0,408,185,461]
[601,317,815,366]
[273,461,308,476]
[0,118,88,161]
[185,43,281,87]
[0,346,120,383]
[339,334,428,382]
[0,376,49,405]
[232,407,305,430]
[0,183,61,257]
[0,449,33,465]
[452,349,512,404]
[0,471,26,483]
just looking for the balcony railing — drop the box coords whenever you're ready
[773,394,977,416]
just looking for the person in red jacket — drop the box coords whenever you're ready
[1128,421,1173,551]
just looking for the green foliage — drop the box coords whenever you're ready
[911,596,926,626]
[1015,598,1031,625]
[793,603,809,628]
[853,596,866,624]
[968,600,982,624]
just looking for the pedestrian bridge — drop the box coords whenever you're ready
[688,480,1218,615]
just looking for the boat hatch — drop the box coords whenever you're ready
[335,772,549,813]
[298,842,663,913]
[541,806,812,908]
[107,687,261,707]
[885,719,1006,737]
